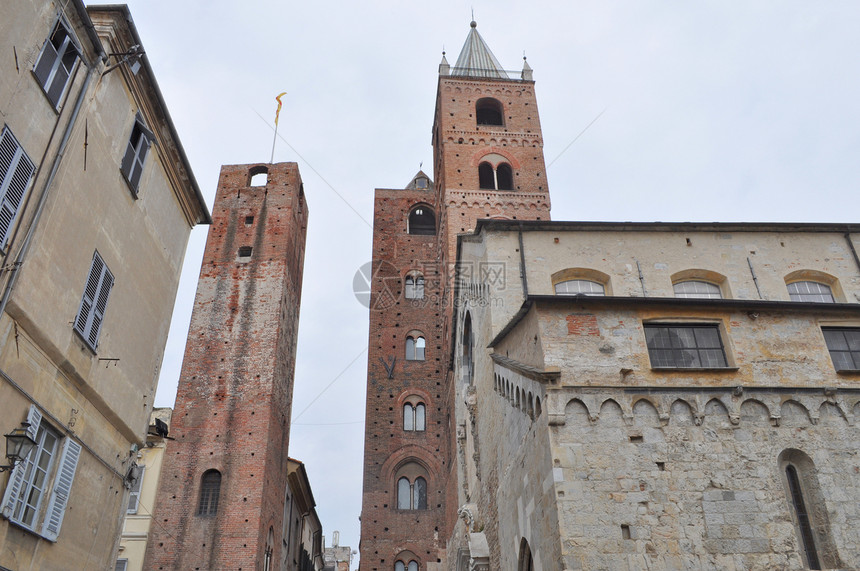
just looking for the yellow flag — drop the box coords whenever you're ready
[274,92,287,126]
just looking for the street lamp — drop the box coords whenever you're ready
[0,423,37,472]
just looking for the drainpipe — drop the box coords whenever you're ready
[845,232,860,276]
[0,63,98,318]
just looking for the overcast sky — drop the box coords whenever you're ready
[91,2,860,567]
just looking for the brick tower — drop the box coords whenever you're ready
[359,22,550,570]
[145,163,308,570]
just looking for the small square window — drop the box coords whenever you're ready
[822,328,860,371]
[645,324,728,368]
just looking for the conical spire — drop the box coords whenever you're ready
[451,21,509,79]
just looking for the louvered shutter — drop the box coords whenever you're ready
[75,252,113,350]
[127,466,144,513]
[0,129,36,247]
[0,405,42,519]
[33,37,59,92]
[40,437,81,541]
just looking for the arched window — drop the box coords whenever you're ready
[673,280,722,299]
[406,335,425,360]
[785,464,820,569]
[197,470,221,516]
[249,165,268,186]
[778,449,840,569]
[555,279,605,296]
[396,476,427,510]
[405,273,424,299]
[408,205,436,235]
[518,538,534,571]
[787,281,834,303]
[476,98,504,126]
[403,403,426,431]
[462,313,474,385]
[478,161,514,191]
[395,561,419,571]
[478,162,494,189]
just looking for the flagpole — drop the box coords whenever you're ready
[271,92,287,163]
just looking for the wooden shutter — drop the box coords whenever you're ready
[75,252,114,350]
[0,128,35,248]
[40,437,81,541]
[0,405,43,519]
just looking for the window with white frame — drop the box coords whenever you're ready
[127,466,145,514]
[673,280,722,299]
[0,127,36,248]
[403,402,426,432]
[644,323,728,368]
[120,115,154,195]
[74,251,114,351]
[554,279,605,296]
[0,405,82,541]
[787,281,834,303]
[33,18,81,108]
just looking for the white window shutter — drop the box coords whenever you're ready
[0,128,35,248]
[0,405,43,519]
[40,437,81,541]
[127,466,144,513]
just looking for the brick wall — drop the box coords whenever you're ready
[145,163,308,570]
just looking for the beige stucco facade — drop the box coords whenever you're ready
[449,221,860,570]
[0,2,208,570]
[116,409,171,571]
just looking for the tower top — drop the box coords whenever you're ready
[450,21,509,79]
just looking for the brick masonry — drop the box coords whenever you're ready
[144,163,308,570]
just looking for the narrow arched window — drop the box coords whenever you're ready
[496,163,513,190]
[197,470,221,516]
[478,162,494,189]
[408,205,436,235]
[786,464,821,569]
[404,404,415,430]
[462,313,474,385]
[415,276,424,299]
[395,563,405,571]
[397,477,411,509]
[476,98,504,126]
[518,538,534,571]
[408,562,418,571]
[415,403,425,431]
[413,477,427,509]
[405,276,415,299]
[787,281,834,303]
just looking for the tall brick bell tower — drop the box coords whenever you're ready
[145,163,308,570]
[359,21,550,570]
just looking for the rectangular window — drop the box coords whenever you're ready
[74,251,114,351]
[120,115,154,195]
[822,328,860,371]
[0,405,82,541]
[33,19,81,108]
[127,466,145,514]
[115,559,129,571]
[0,127,36,248]
[645,324,728,368]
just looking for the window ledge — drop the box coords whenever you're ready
[835,369,860,375]
[650,367,739,372]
